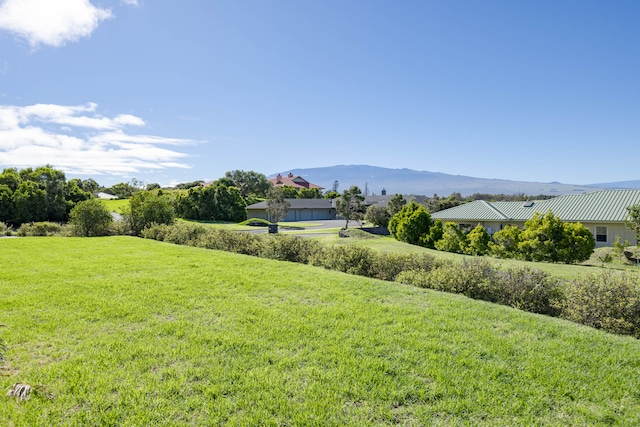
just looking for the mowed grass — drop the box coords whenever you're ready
[1,238,640,425]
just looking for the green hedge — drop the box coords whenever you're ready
[139,222,640,338]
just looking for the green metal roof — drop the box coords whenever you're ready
[431,189,640,223]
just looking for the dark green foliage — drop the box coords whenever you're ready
[388,201,432,246]
[297,188,323,199]
[123,190,175,235]
[280,186,299,198]
[562,272,640,337]
[175,181,246,222]
[364,204,390,227]
[0,166,94,226]
[225,170,271,199]
[107,179,142,199]
[323,191,339,199]
[16,222,64,236]
[12,180,48,224]
[69,199,113,237]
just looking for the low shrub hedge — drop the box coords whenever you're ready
[16,222,66,236]
[138,223,640,338]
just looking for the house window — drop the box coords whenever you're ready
[458,223,472,233]
[596,226,607,242]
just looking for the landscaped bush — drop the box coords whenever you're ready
[397,259,563,316]
[0,222,12,236]
[562,272,640,337]
[259,234,321,263]
[16,222,64,236]
[137,223,640,339]
[196,228,264,257]
[485,267,564,315]
[369,252,438,281]
[309,245,376,277]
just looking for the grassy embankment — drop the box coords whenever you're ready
[1,237,640,425]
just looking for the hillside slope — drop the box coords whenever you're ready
[1,237,639,425]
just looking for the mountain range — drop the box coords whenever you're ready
[272,165,640,197]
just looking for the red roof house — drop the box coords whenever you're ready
[269,173,323,190]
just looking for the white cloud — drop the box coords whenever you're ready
[0,102,195,175]
[121,0,139,6]
[0,0,112,48]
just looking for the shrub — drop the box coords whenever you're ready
[309,245,375,277]
[0,222,12,236]
[562,272,640,337]
[16,222,63,236]
[197,228,264,257]
[369,252,438,281]
[397,259,563,316]
[434,222,467,254]
[485,267,564,315]
[69,199,113,237]
[364,204,391,227]
[259,234,321,263]
[388,201,432,247]
[465,224,491,255]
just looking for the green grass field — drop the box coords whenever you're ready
[1,237,640,425]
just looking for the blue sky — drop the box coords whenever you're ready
[0,0,638,187]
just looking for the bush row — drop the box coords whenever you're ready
[140,223,640,338]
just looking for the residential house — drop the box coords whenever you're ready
[431,189,640,247]
[246,199,336,222]
[269,173,324,190]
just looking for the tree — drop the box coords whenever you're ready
[490,225,522,258]
[225,170,271,200]
[266,186,290,224]
[108,182,138,199]
[123,190,175,235]
[12,181,47,224]
[435,222,467,253]
[280,186,299,199]
[0,184,13,224]
[626,204,640,246]
[513,210,594,264]
[365,204,390,227]
[557,221,595,264]
[335,186,365,229]
[518,211,566,262]
[69,199,113,237]
[388,201,432,246]
[465,224,491,255]
[297,188,323,199]
[387,194,407,217]
[324,191,339,200]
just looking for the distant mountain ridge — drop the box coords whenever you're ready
[270,165,631,197]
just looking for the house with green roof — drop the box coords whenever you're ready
[431,189,640,247]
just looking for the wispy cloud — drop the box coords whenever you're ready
[0,0,112,48]
[0,102,195,176]
[121,0,139,6]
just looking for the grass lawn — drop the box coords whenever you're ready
[1,237,640,425]
[99,198,129,213]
